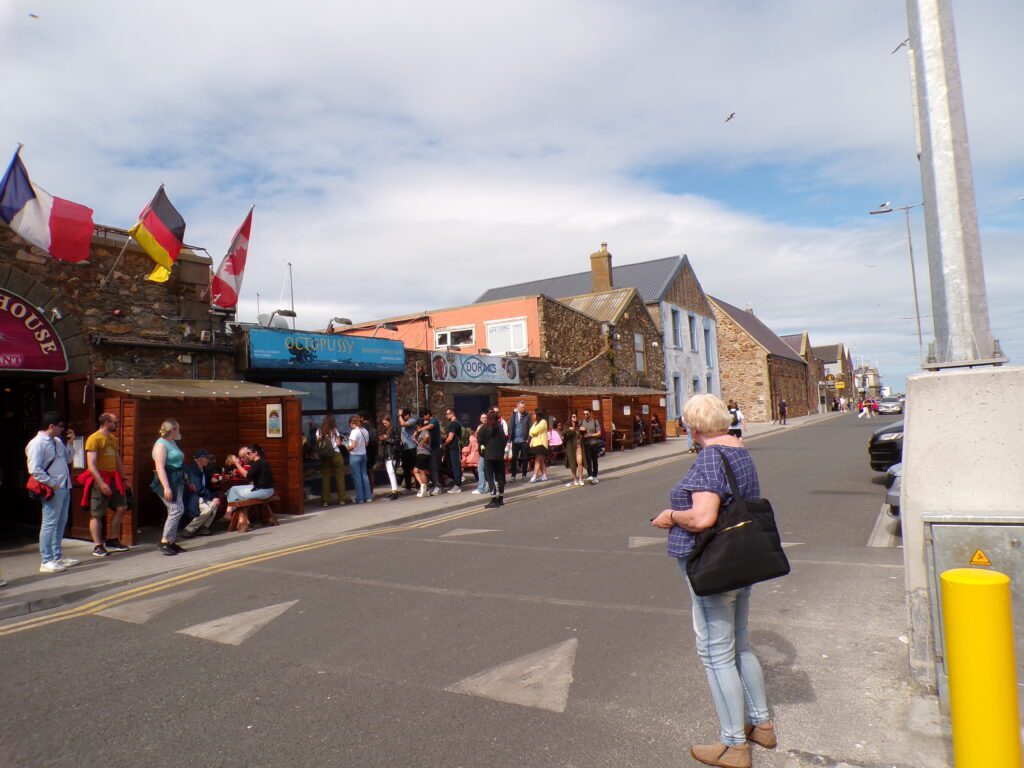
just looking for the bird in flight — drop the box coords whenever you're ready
[891,38,909,54]
[29,12,39,17]
[725,112,736,123]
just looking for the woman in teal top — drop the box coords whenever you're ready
[152,419,186,556]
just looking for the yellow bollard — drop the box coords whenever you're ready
[940,568,1022,767]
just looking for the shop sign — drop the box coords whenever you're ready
[248,329,405,373]
[0,288,68,373]
[429,351,520,384]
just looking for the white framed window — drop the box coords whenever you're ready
[671,309,682,348]
[434,325,475,349]
[486,317,528,355]
[634,332,646,373]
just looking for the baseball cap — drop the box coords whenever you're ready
[194,448,215,459]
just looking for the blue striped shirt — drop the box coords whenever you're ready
[667,446,760,558]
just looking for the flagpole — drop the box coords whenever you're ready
[98,236,133,289]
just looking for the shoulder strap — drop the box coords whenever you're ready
[706,446,742,499]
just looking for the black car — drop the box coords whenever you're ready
[869,420,903,471]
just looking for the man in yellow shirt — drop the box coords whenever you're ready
[83,413,130,557]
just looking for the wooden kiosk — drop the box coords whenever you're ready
[496,385,667,450]
[61,378,304,545]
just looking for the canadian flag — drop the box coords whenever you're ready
[210,207,253,311]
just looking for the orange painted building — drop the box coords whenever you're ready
[343,296,543,356]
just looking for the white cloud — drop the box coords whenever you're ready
[1,0,1021,391]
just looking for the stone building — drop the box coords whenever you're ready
[811,343,855,403]
[709,297,808,423]
[780,331,827,414]
[476,243,718,423]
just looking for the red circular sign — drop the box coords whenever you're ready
[0,288,69,373]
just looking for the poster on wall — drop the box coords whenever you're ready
[591,399,601,411]
[429,351,520,384]
[642,404,650,415]
[266,404,283,438]
[623,405,631,416]
[659,397,666,407]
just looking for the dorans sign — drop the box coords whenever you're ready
[248,328,405,373]
[430,351,520,384]
[0,288,68,373]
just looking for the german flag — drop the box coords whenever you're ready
[129,186,186,282]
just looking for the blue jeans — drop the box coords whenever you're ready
[227,485,275,503]
[39,487,70,564]
[448,445,463,487]
[476,457,487,493]
[349,453,372,502]
[677,558,770,746]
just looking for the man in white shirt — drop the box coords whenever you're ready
[25,411,78,573]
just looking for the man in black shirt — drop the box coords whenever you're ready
[444,408,464,493]
[478,411,508,508]
[225,444,275,529]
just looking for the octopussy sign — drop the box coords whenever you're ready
[430,351,520,384]
[0,288,68,373]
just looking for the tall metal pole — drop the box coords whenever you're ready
[905,0,1003,367]
[287,261,296,329]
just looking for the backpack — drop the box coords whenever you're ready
[316,431,337,460]
[729,408,739,427]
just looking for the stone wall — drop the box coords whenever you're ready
[0,225,237,380]
[713,305,771,422]
[607,291,664,387]
[537,296,605,369]
[768,355,811,419]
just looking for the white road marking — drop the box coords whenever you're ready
[97,587,209,624]
[782,542,805,548]
[445,638,579,713]
[628,536,664,549]
[440,528,502,538]
[176,601,298,646]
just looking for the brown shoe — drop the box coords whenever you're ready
[690,742,751,768]
[745,721,777,749]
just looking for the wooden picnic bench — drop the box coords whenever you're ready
[228,495,280,533]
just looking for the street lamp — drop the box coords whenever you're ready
[870,201,925,363]
[325,317,353,334]
[268,308,297,328]
[371,322,399,338]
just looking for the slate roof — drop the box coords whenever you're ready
[811,344,842,365]
[559,288,636,324]
[708,297,805,364]
[779,333,805,357]
[475,256,682,304]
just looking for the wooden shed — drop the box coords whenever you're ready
[60,378,304,545]
[497,385,667,451]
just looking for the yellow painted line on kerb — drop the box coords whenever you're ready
[0,451,687,638]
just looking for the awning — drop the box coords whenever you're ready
[95,378,306,399]
[498,385,666,396]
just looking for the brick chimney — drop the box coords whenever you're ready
[590,242,613,293]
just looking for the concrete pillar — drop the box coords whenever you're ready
[905,0,997,365]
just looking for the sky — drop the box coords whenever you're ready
[2,0,1022,391]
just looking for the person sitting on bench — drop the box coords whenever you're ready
[225,444,275,523]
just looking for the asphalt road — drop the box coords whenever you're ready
[0,415,916,768]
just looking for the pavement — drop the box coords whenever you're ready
[1,410,953,768]
[0,412,836,621]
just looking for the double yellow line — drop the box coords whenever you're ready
[0,452,685,638]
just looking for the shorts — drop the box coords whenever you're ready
[727,428,742,438]
[415,454,431,470]
[529,445,548,457]
[90,485,126,516]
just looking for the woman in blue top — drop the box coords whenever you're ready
[152,419,187,556]
[651,394,774,768]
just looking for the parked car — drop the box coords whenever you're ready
[878,396,903,415]
[869,420,903,471]
[884,462,902,517]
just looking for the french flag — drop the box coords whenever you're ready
[0,149,94,263]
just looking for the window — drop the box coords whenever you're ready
[688,314,699,351]
[634,333,645,373]
[672,375,682,418]
[486,318,528,355]
[434,326,475,349]
[704,326,712,366]
[331,383,359,410]
[671,309,682,348]
[706,372,713,395]
[692,376,701,394]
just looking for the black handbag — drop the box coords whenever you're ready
[685,448,790,596]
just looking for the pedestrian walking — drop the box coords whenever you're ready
[316,415,350,506]
[399,408,419,491]
[378,414,402,500]
[778,398,787,426]
[416,408,443,495]
[478,410,508,508]
[528,408,550,483]
[346,415,372,503]
[26,411,78,573]
[509,400,532,481]
[152,419,187,556]
[363,416,379,492]
[651,394,776,767]
[562,412,584,486]
[471,413,489,495]
[413,430,432,497]
[81,412,131,556]
[443,408,464,493]
[579,407,602,484]
[726,400,744,442]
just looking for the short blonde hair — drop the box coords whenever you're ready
[158,419,179,438]
[682,394,732,435]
